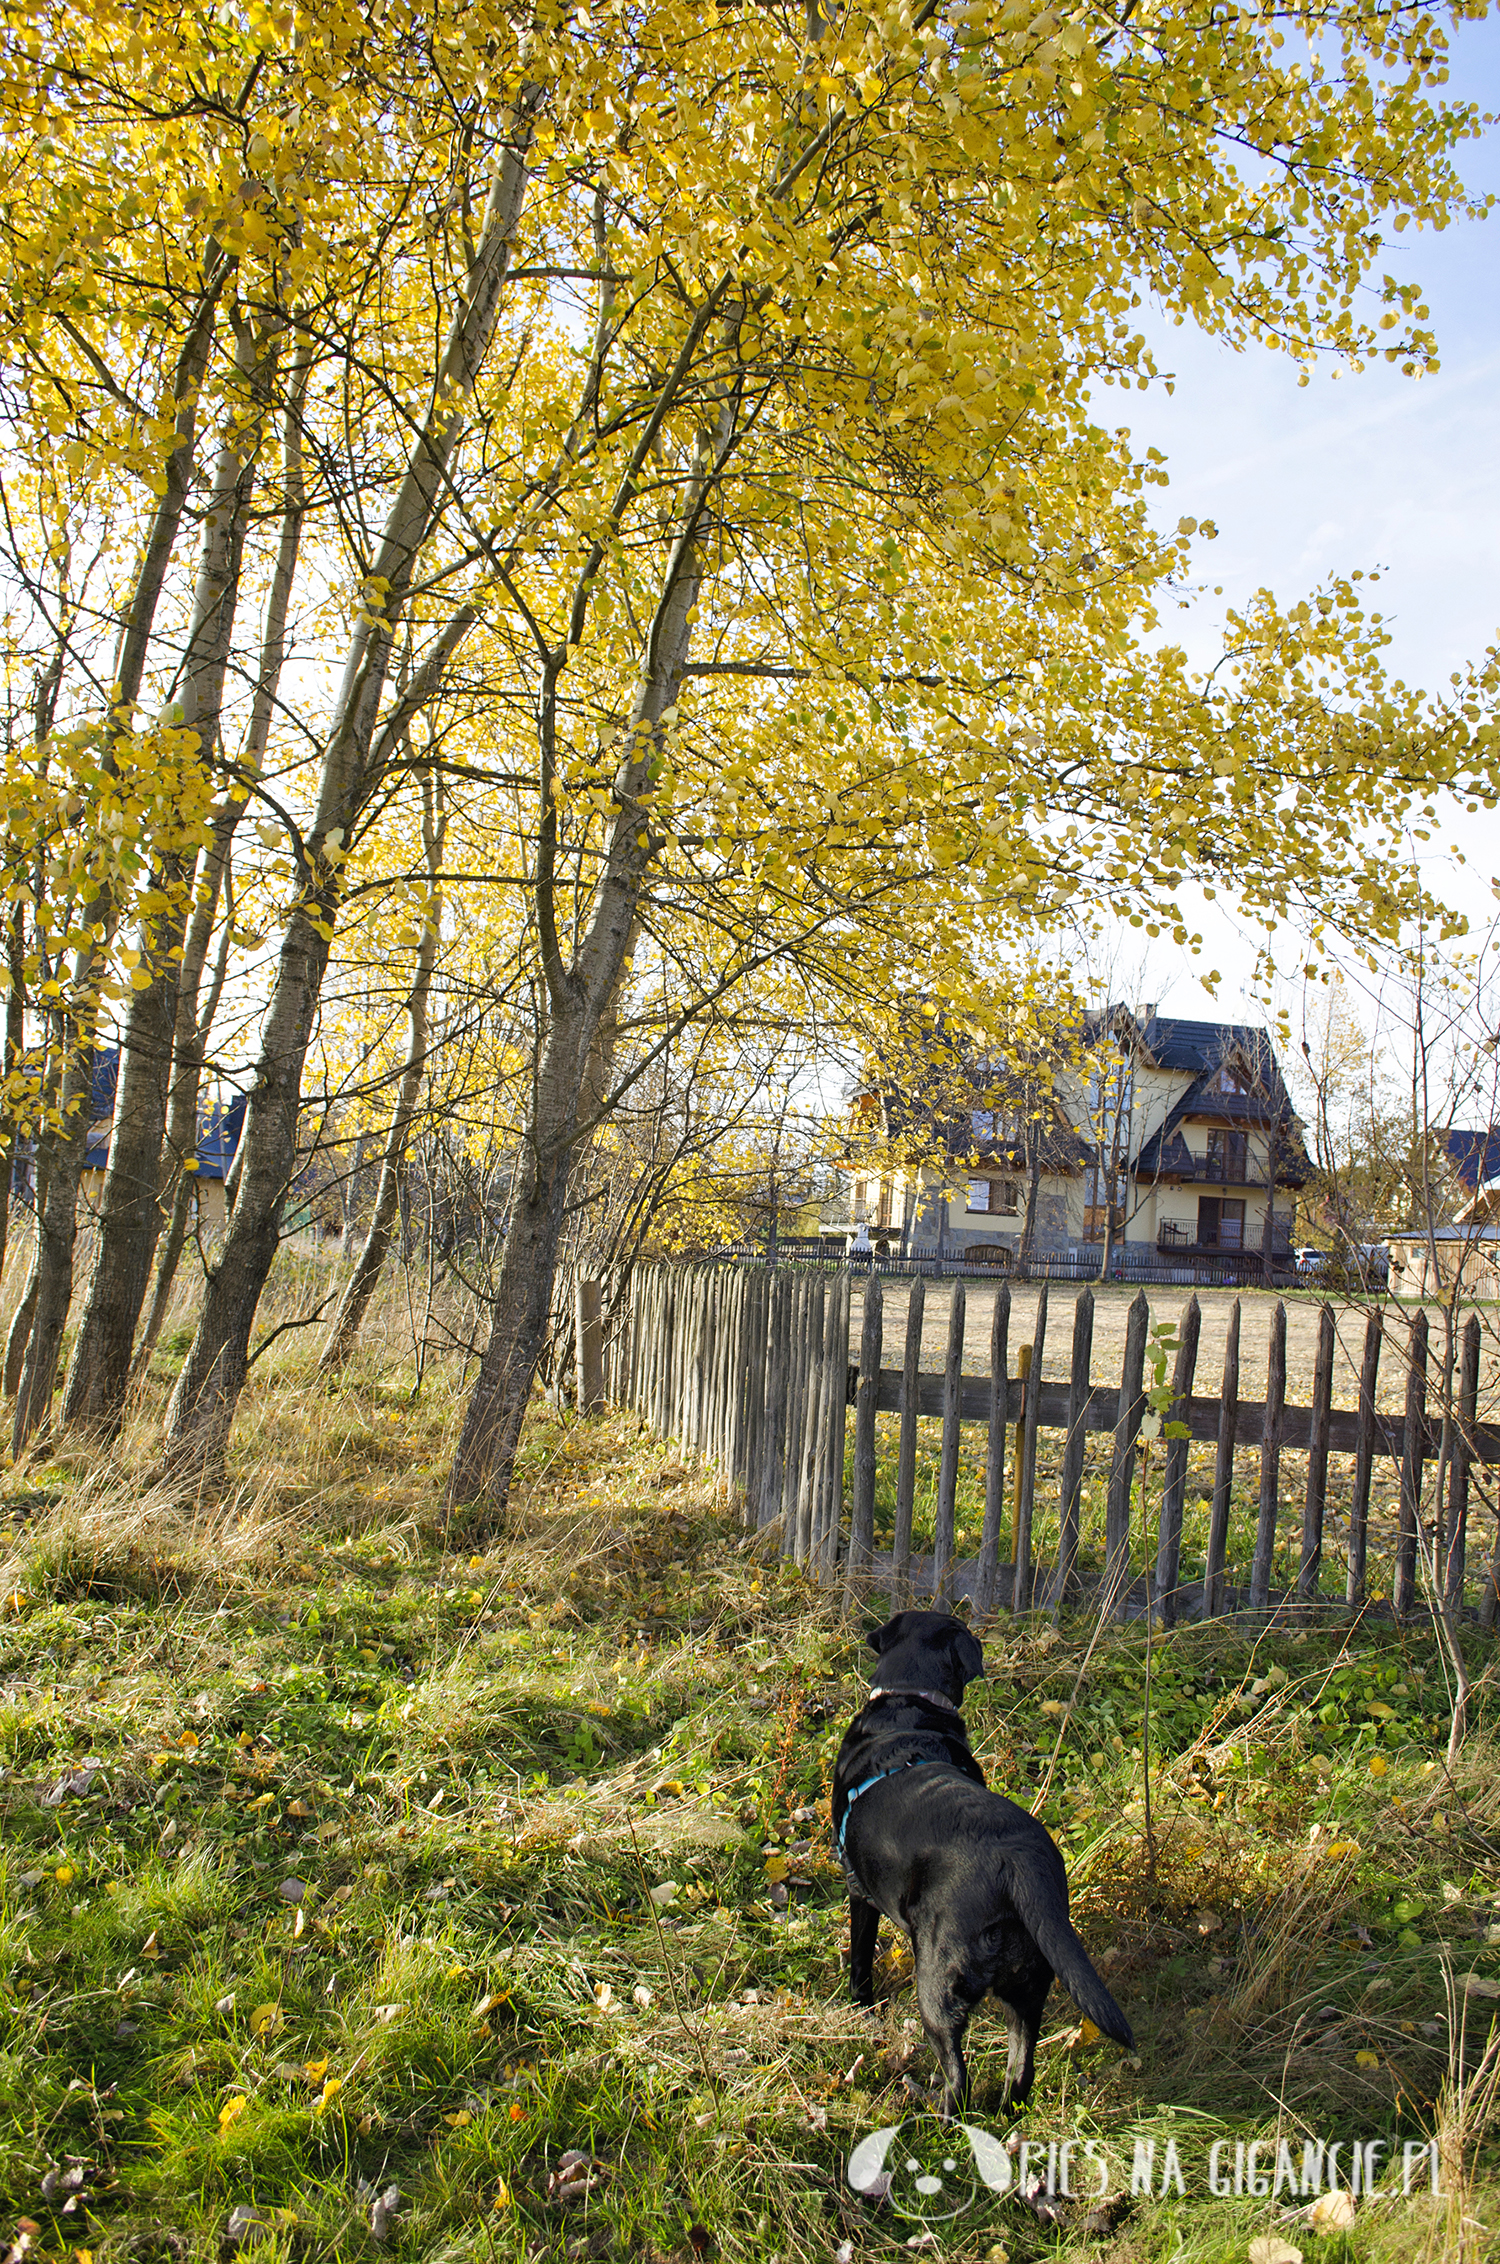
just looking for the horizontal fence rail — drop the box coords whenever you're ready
[593,1263,1499,1630]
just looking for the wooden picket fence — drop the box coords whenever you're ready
[592,1262,1500,1627]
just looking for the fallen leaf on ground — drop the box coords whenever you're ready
[369,2185,401,2243]
[546,2150,607,2202]
[1248,2240,1302,2264]
[1309,2192,1356,2232]
[224,2206,269,2249]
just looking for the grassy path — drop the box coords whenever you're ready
[0,1394,1494,2264]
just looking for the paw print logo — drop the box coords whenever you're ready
[847,2115,1012,2223]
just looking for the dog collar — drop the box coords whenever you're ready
[868,1685,961,1716]
[836,1758,943,1852]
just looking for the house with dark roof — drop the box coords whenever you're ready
[73,1051,246,1235]
[827,1005,1309,1277]
[1080,1007,1310,1274]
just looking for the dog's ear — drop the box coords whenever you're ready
[948,1624,984,1684]
[865,1614,904,1657]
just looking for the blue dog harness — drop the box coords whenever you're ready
[835,1685,963,1853]
[836,1756,943,1851]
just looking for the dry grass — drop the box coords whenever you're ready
[0,1248,1492,2262]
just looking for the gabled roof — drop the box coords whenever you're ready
[856,1014,1091,1177]
[1444,1129,1500,1193]
[1122,1017,1312,1187]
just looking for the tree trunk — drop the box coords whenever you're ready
[10,262,227,1443]
[318,773,445,1375]
[1017,1113,1043,1275]
[135,353,310,1369]
[0,900,26,1289]
[160,106,539,1482]
[446,374,735,1511]
[63,307,271,1435]
[4,1113,51,1399]
[12,1034,96,1452]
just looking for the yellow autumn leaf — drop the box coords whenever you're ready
[1355,2049,1381,2068]
[303,2058,329,2084]
[218,2096,248,2132]
[1368,1754,1388,1777]
[763,1855,789,1884]
[315,2076,343,2113]
[1077,2018,1102,2046]
[250,2002,283,2038]
[443,2110,472,2127]
[1324,1841,1359,1860]
[55,1865,75,1886]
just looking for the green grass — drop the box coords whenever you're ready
[0,1353,1494,2264]
[870,1410,1415,1607]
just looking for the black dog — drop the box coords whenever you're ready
[832,1609,1132,2114]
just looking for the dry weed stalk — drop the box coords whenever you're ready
[1428,1949,1500,2264]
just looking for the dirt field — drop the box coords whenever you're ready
[852,1278,1500,1418]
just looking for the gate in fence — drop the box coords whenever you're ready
[593,1263,1500,1627]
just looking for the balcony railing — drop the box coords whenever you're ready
[1155,1155,1260,1186]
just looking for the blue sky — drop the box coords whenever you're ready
[1104,17,1500,1019]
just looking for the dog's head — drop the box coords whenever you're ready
[865,1609,984,1702]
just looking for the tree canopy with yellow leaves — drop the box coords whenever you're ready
[0,0,1493,1500]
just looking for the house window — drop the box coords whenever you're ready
[1206,1129,1248,1181]
[853,1178,867,1211]
[967,1179,1018,1214]
[1210,1065,1248,1096]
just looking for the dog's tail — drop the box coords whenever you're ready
[1008,1858,1134,2049]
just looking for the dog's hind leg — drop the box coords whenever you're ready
[993,1967,1052,2112]
[848,1894,881,2007]
[914,1956,985,2118]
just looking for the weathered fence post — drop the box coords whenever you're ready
[758,1272,791,1531]
[793,1276,826,1562]
[1298,1302,1334,1601]
[933,1280,966,1600]
[1049,1286,1093,1612]
[1154,1293,1200,1626]
[809,1274,844,1579]
[1250,1300,1287,1608]
[1203,1297,1240,1617]
[1106,1291,1150,1618]
[575,1276,604,1414]
[975,1284,1010,1619]
[847,1273,883,1602]
[1394,1309,1429,1621]
[1445,1312,1480,1618]
[1012,1286,1047,1615]
[1348,1307,1382,1605]
[892,1275,926,1606]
